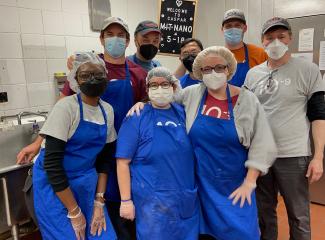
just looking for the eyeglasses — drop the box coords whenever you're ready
[267,69,278,88]
[148,81,172,90]
[77,71,106,81]
[201,64,227,74]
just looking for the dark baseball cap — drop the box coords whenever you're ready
[222,9,246,25]
[262,17,291,34]
[134,20,161,36]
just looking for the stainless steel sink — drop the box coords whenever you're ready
[0,121,44,239]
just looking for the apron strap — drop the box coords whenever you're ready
[125,61,131,81]
[243,43,249,66]
[226,84,235,119]
[98,100,108,125]
[77,93,84,121]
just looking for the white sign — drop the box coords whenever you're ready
[291,52,313,63]
[298,28,314,52]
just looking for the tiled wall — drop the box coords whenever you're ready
[0,0,103,117]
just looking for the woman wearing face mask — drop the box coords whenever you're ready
[33,53,117,240]
[128,47,277,240]
[116,67,199,239]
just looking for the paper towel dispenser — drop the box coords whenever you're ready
[88,0,111,32]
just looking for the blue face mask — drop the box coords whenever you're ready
[104,37,126,58]
[224,28,243,45]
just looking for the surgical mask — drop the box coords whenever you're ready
[104,37,126,58]
[139,44,158,60]
[79,77,107,97]
[182,55,196,72]
[224,28,243,45]
[264,38,288,60]
[149,86,174,106]
[202,71,227,90]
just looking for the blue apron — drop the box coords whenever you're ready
[101,62,134,202]
[180,73,200,88]
[229,43,250,87]
[33,94,116,240]
[188,86,259,240]
[131,104,199,240]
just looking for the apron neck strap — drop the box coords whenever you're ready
[77,94,84,120]
[98,100,108,125]
[243,43,249,65]
[125,61,131,80]
[226,84,234,119]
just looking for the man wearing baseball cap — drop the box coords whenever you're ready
[221,8,268,87]
[128,20,162,72]
[244,17,325,240]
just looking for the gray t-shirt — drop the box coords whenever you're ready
[244,57,325,157]
[40,95,116,145]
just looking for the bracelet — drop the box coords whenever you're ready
[67,207,81,219]
[121,199,132,203]
[96,192,105,198]
[94,200,105,207]
[69,205,79,213]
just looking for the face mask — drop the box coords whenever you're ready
[139,44,158,60]
[79,77,107,97]
[148,86,174,106]
[182,55,196,72]
[202,71,227,90]
[224,28,243,45]
[264,38,288,60]
[104,37,126,58]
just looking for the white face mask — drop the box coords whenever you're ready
[265,39,288,60]
[149,86,174,107]
[202,71,227,90]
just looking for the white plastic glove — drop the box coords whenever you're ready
[228,179,256,208]
[68,206,86,240]
[119,200,135,221]
[90,200,106,236]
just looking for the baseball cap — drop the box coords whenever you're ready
[134,20,161,36]
[101,16,129,34]
[262,17,291,34]
[222,9,246,25]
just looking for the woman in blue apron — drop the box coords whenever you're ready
[33,53,117,240]
[126,47,276,240]
[116,67,199,240]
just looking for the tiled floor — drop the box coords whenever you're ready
[277,197,325,240]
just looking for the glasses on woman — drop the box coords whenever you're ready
[148,81,172,90]
[78,71,106,81]
[201,64,227,74]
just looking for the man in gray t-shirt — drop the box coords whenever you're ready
[245,17,325,240]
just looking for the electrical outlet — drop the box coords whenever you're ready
[0,92,8,103]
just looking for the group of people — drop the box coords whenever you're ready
[16,8,325,240]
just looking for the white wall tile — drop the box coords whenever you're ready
[0,0,16,7]
[24,59,48,84]
[19,8,43,34]
[0,33,22,58]
[30,104,53,113]
[4,108,31,117]
[0,6,20,32]
[0,110,5,118]
[42,0,61,11]
[0,59,26,85]
[17,0,41,9]
[21,34,46,58]
[47,59,67,76]
[44,35,67,58]
[42,11,64,35]
[81,14,99,37]
[65,36,102,56]
[0,84,29,110]
[62,0,88,14]
[63,12,83,36]
[110,0,128,20]
[27,83,56,107]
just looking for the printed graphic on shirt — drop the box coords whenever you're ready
[202,94,238,119]
[156,120,181,127]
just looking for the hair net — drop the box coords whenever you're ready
[67,52,107,93]
[146,66,179,84]
[192,46,237,81]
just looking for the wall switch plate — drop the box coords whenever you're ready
[0,92,8,103]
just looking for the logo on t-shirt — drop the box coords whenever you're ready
[156,121,180,127]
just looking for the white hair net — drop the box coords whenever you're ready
[67,52,107,93]
[192,46,237,81]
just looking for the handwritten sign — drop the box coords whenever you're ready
[158,0,197,55]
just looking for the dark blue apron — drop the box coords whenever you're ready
[229,43,250,87]
[188,86,259,240]
[33,94,116,240]
[131,104,199,239]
